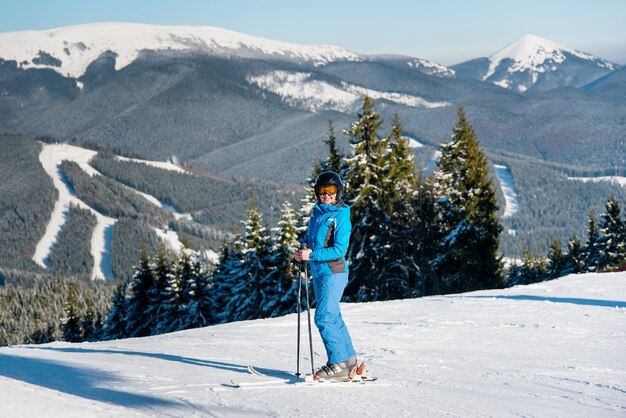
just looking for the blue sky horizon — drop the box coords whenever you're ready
[2,0,625,65]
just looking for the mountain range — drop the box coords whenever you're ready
[1,22,625,278]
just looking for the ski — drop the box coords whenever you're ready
[229,378,296,388]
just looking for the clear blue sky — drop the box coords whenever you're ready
[2,0,625,65]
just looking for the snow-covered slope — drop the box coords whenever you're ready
[495,164,519,218]
[33,143,189,278]
[34,144,116,280]
[453,34,618,92]
[247,70,450,113]
[0,22,361,79]
[569,176,626,188]
[1,272,624,417]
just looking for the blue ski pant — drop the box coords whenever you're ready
[312,272,356,364]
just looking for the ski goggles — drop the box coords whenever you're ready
[316,184,338,195]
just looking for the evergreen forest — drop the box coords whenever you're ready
[1,98,625,346]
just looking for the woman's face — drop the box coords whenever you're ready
[319,192,337,205]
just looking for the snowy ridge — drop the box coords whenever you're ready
[480,34,618,92]
[1,272,624,416]
[0,22,361,79]
[485,34,616,81]
[407,58,455,78]
[115,155,189,174]
[247,70,450,113]
[569,176,626,188]
[33,144,191,279]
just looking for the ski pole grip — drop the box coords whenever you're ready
[299,244,309,271]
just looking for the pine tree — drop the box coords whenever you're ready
[176,246,218,330]
[61,285,82,343]
[342,95,385,206]
[433,107,504,293]
[547,238,567,279]
[125,247,155,338]
[583,211,602,272]
[565,234,584,274]
[342,96,389,301]
[405,173,440,296]
[103,283,128,340]
[598,195,626,269]
[517,247,547,285]
[269,201,301,317]
[220,205,276,322]
[150,247,178,334]
[322,120,344,175]
[80,299,97,342]
[365,114,420,300]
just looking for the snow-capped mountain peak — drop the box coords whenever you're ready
[0,22,362,79]
[458,34,620,92]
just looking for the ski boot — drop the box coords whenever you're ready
[314,355,358,382]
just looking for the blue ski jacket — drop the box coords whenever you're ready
[303,201,351,278]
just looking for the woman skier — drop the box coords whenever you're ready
[294,171,358,381]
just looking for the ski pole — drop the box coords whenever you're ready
[302,261,315,375]
[295,262,302,377]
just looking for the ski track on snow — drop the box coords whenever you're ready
[34,144,116,280]
[494,164,519,218]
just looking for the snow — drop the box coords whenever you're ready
[1,272,625,417]
[0,22,361,79]
[154,228,184,255]
[407,58,455,78]
[483,34,617,92]
[485,34,616,81]
[115,156,188,174]
[405,136,424,149]
[33,143,198,279]
[424,150,442,175]
[494,164,519,218]
[569,176,626,188]
[34,143,116,280]
[248,71,450,113]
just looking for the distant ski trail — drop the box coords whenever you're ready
[34,144,116,280]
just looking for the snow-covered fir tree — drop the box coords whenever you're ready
[516,247,547,285]
[598,195,626,269]
[565,234,584,274]
[124,247,156,337]
[268,201,302,317]
[174,245,218,330]
[150,247,179,334]
[359,114,421,300]
[61,285,82,342]
[547,238,567,279]
[582,211,602,272]
[433,107,504,293]
[404,172,440,296]
[103,283,128,340]
[219,205,277,322]
[342,96,390,300]
[80,299,98,342]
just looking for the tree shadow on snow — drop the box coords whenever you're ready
[31,346,298,385]
[30,346,255,374]
[459,295,626,308]
[0,353,179,409]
